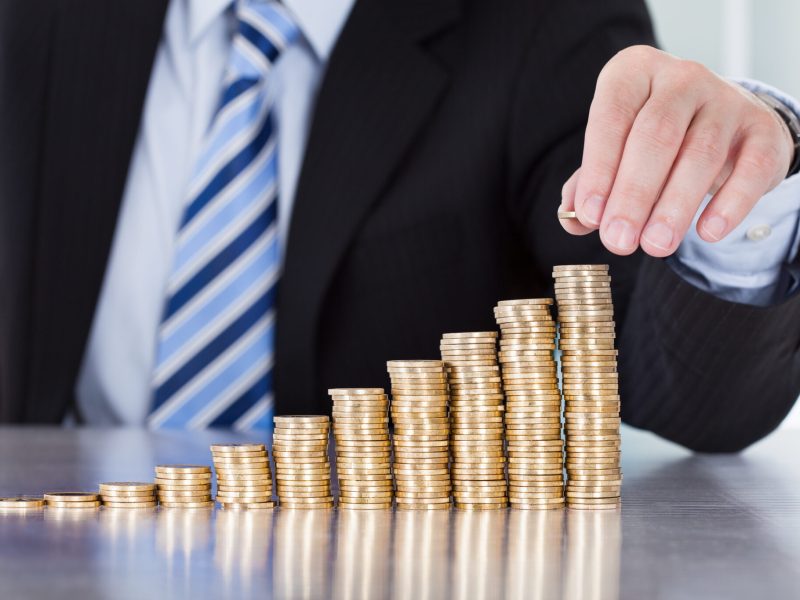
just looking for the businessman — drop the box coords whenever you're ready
[1,0,799,450]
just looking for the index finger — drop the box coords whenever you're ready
[574,50,652,228]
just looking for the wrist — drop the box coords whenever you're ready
[753,91,800,178]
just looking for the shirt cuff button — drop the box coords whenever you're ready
[746,224,772,241]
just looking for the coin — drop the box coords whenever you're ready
[0,497,45,509]
[44,492,100,502]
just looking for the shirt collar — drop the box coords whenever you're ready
[187,0,231,44]
[186,0,356,62]
[283,0,356,61]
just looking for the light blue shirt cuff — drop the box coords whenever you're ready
[670,79,800,307]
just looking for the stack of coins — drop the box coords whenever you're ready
[440,333,507,510]
[329,388,393,510]
[495,299,565,509]
[553,264,621,509]
[99,482,157,509]
[155,465,213,508]
[211,443,275,510]
[387,360,452,510]
[43,492,101,509]
[272,416,334,509]
[0,496,45,511]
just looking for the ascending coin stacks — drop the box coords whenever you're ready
[211,443,275,510]
[99,482,157,509]
[330,388,394,510]
[440,332,508,510]
[155,465,213,508]
[272,415,334,509]
[387,360,452,510]
[494,299,565,510]
[553,264,622,510]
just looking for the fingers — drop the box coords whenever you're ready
[558,168,593,235]
[697,124,789,242]
[639,107,737,257]
[598,83,703,255]
[574,47,653,229]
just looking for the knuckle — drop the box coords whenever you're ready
[636,109,684,150]
[619,44,658,65]
[615,177,653,202]
[740,142,783,177]
[683,125,726,166]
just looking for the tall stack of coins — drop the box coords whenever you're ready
[494,299,565,509]
[387,360,452,510]
[155,465,213,508]
[440,333,507,510]
[43,492,101,509]
[330,388,393,510]
[553,264,622,509]
[211,443,275,510]
[272,416,334,509]
[99,482,157,509]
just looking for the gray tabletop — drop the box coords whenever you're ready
[0,425,798,600]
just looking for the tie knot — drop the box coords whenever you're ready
[230,1,300,81]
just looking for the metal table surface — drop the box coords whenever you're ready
[0,425,798,600]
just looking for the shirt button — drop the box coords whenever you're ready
[746,224,772,241]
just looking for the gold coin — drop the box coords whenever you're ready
[219,501,276,510]
[0,497,45,509]
[103,501,158,509]
[44,492,100,502]
[99,482,156,493]
[100,491,157,500]
[338,502,393,510]
[153,471,212,481]
[329,387,385,395]
[279,501,335,509]
[46,500,102,508]
[155,465,211,474]
[160,501,214,509]
[274,415,329,424]
[210,443,267,453]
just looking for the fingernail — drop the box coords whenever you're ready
[642,222,674,252]
[604,219,637,251]
[701,215,727,241]
[581,195,605,226]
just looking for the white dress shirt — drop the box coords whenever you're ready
[76,0,800,425]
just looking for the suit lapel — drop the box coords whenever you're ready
[276,0,461,411]
[26,0,168,420]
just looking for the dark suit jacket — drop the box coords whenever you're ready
[2,0,799,451]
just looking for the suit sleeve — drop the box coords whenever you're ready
[505,0,800,452]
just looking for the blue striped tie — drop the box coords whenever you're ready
[148,1,298,430]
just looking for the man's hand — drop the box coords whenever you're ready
[559,45,795,257]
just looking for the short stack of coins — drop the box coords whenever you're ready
[329,388,393,510]
[99,482,157,509]
[272,416,334,509]
[553,264,622,509]
[494,299,565,509]
[0,496,45,511]
[43,492,101,509]
[155,465,213,508]
[387,360,452,510]
[440,332,507,510]
[211,443,275,510]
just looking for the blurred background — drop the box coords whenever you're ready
[647,0,800,430]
